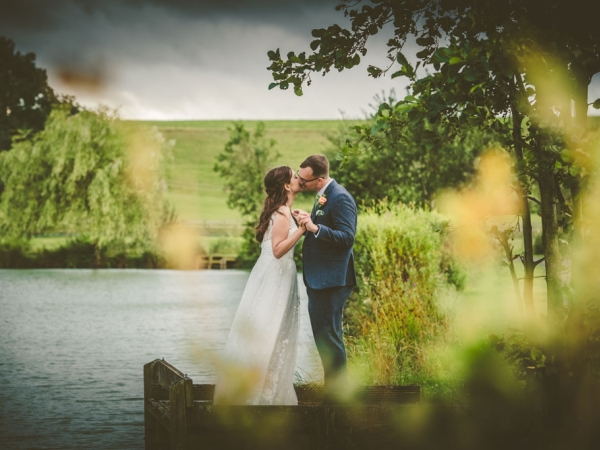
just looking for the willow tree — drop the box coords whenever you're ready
[0,106,172,250]
[267,0,600,322]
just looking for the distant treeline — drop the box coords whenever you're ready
[0,239,165,269]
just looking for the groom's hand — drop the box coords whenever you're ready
[299,215,319,234]
[292,209,308,219]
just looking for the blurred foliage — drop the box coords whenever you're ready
[0,106,174,251]
[345,201,465,386]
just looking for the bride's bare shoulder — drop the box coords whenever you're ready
[276,205,291,217]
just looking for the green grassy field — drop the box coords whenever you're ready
[142,120,357,225]
[151,116,599,224]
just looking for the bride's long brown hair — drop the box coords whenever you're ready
[255,166,292,243]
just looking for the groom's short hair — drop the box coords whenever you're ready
[300,154,329,178]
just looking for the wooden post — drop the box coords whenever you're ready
[144,362,160,450]
[170,378,191,450]
[144,359,194,450]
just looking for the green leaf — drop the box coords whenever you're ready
[396,51,409,67]
[449,57,463,65]
[593,99,600,109]
[367,65,382,78]
[268,82,278,90]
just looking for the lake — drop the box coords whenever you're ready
[0,269,321,449]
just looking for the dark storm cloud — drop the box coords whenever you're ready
[0,0,343,70]
[0,0,338,31]
[0,0,409,120]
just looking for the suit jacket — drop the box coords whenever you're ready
[302,179,357,290]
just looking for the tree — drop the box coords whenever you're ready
[327,94,490,207]
[214,122,281,266]
[267,0,600,322]
[0,106,172,250]
[0,36,57,152]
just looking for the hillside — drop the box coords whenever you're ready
[143,120,356,225]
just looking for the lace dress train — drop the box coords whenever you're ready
[213,214,300,405]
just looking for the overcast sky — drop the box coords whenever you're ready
[2,0,599,120]
[1,0,409,120]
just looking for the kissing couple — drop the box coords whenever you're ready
[213,154,357,405]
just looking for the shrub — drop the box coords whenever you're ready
[346,202,464,385]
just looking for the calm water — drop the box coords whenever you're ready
[0,269,320,449]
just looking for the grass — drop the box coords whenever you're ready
[140,120,361,224]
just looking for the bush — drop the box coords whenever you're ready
[346,202,465,385]
[0,240,33,267]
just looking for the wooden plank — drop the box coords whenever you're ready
[144,363,160,450]
[188,405,319,450]
[146,359,193,407]
[152,359,186,391]
[171,384,420,404]
[201,254,237,270]
[193,384,214,401]
[144,400,170,449]
[146,399,171,430]
[145,361,176,449]
[186,404,416,450]
[170,379,189,450]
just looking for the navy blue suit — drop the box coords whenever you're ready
[302,179,357,392]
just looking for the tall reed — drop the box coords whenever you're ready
[346,202,464,387]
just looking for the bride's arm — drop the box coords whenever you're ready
[271,207,305,259]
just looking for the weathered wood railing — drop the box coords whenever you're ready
[144,359,421,450]
[199,254,237,270]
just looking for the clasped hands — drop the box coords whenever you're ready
[292,209,318,234]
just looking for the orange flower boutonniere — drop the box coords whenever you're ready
[315,194,327,216]
[317,194,327,208]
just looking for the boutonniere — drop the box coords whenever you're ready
[317,194,327,208]
[315,194,327,216]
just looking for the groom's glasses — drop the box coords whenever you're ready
[296,169,321,186]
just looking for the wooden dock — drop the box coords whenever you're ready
[199,254,237,270]
[144,359,421,450]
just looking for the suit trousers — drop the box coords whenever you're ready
[306,285,354,392]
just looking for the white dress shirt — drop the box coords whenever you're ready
[314,178,333,237]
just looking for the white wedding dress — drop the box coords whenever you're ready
[213,212,300,405]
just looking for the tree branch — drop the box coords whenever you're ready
[533,257,545,268]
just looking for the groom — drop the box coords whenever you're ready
[293,154,357,402]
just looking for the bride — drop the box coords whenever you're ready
[213,166,305,405]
